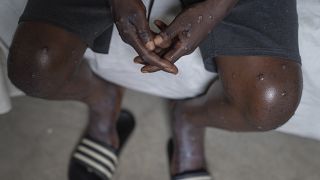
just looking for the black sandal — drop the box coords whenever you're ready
[68,110,135,180]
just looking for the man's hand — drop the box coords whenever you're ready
[139,0,238,73]
[110,0,178,74]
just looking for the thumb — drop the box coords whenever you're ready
[154,19,185,49]
[133,16,155,51]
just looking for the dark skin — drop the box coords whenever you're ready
[109,0,178,74]
[7,0,303,178]
[117,0,303,175]
[135,0,238,73]
[8,22,124,148]
[170,57,302,174]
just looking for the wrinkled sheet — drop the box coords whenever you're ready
[0,0,319,140]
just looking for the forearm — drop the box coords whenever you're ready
[181,0,239,44]
[201,0,239,29]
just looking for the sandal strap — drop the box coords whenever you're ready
[173,170,213,180]
[73,137,118,179]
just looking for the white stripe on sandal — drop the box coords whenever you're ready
[82,139,118,164]
[73,153,112,179]
[77,145,116,171]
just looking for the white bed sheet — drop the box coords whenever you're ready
[0,0,26,114]
[278,0,320,139]
[0,0,319,140]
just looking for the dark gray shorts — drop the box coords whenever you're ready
[20,0,114,54]
[20,0,301,72]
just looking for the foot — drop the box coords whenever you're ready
[69,110,135,180]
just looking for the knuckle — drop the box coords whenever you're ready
[127,12,139,23]
[140,54,151,63]
[138,31,150,41]
[115,17,127,26]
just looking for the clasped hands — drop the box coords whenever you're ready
[110,0,217,74]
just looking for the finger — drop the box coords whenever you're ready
[133,15,155,51]
[154,20,168,31]
[163,41,189,63]
[141,65,162,73]
[154,20,186,48]
[141,57,179,73]
[133,45,166,65]
[141,64,178,74]
[142,41,187,73]
[141,63,177,74]
[133,48,163,65]
[133,56,144,64]
[154,33,172,49]
[126,29,177,73]
[140,48,179,74]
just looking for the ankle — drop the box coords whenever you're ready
[171,147,207,175]
[87,124,119,149]
[170,124,207,175]
[86,109,120,149]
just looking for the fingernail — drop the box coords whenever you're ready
[134,57,143,64]
[165,63,177,70]
[134,60,142,64]
[145,41,155,51]
[165,67,176,74]
[154,35,163,45]
[141,68,150,73]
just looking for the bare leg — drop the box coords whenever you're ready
[8,22,124,148]
[171,108,206,175]
[170,56,303,175]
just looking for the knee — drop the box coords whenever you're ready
[8,22,86,98]
[243,76,303,131]
[8,44,64,98]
